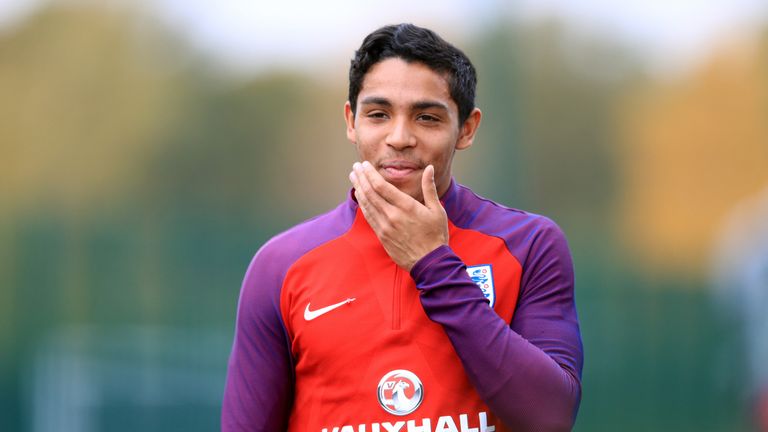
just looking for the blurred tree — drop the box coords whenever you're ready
[0,5,191,217]
[618,27,768,276]
[143,73,350,226]
[0,4,200,430]
[467,19,641,242]
[460,22,526,207]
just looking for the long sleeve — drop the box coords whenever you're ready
[410,221,582,431]
[221,247,295,431]
[221,199,357,431]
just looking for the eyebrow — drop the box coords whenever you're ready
[360,96,392,107]
[359,96,450,113]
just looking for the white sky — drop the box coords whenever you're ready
[1,0,766,75]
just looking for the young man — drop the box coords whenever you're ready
[222,24,583,432]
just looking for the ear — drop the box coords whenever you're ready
[344,101,356,143]
[455,108,482,151]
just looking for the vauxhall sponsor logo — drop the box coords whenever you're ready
[377,370,423,415]
[320,411,496,432]
[321,370,496,432]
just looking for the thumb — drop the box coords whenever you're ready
[421,165,440,209]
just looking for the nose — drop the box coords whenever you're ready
[385,117,416,150]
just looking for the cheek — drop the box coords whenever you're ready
[435,154,454,175]
[433,146,458,178]
[354,130,382,155]
[354,145,380,166]
[355,140,375,158]
[429,138,458,165]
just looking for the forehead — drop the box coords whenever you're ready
[358,58,455,109]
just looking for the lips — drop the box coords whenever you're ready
[379,160,422,180]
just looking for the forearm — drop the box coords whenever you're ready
[412,245,582,432]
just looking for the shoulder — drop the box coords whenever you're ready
[249,200,356,279]
[236,200,356,319]
[449,183,569,266]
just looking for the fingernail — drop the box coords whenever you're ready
[353,162,361,170]
[362,161,371,169]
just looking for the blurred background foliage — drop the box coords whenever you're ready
[1,2,767,431]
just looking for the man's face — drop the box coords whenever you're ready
[345,57,481,202]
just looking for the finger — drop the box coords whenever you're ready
[349,169,370,209]
[351,170,384,228]
[421,165,441,209]
[348,166,366,192]
[354,188,380,229]
[360,161,414,207]
[353,162,389,214]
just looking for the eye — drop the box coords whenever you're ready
[366,111,388,119]
[417,114,440,123]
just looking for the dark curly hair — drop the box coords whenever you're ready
[348,23,477,124]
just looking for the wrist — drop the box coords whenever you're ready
[409,244,454,280]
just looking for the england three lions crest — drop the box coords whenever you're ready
[466,264,495,307]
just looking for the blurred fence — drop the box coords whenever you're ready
[26,326,228,432]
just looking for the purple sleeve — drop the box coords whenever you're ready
[221,246,294,431]
[221,201,356,431]
[410,221,582,431]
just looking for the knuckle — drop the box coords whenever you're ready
[381,225,394,239]
[371,179,386,195]
[378,218,392,231]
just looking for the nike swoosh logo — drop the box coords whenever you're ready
[304,298,356,321]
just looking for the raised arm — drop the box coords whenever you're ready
[349,162,582,430]
[410,222,582,431]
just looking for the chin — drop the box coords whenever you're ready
[405,188,425,203]
[389,182,422,202]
